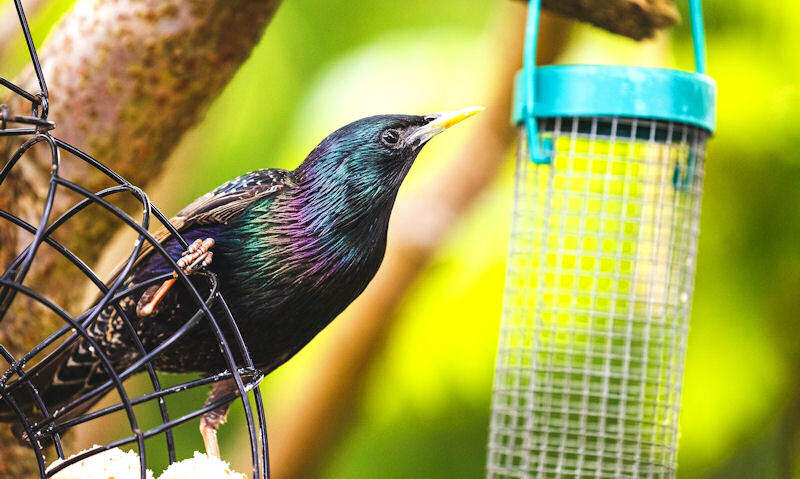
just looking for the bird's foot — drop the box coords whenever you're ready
[199,379,235,459]
[200,411,225,459]
[177,238,215,275]
[136,238,215,317]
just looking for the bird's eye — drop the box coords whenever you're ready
[381,129,401,147]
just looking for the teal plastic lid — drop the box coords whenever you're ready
[512,65,717,133]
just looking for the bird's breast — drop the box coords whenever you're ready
[210,223,387,372]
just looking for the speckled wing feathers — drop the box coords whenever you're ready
[105,169,293,281]
[174,168,293,228]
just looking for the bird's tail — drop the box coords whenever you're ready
[0,337,109,444]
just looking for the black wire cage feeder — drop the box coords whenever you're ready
[0,1,269,477]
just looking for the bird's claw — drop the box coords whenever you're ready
[177,238,215,275]
[136,238,215,317]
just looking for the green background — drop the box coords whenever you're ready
[2,0,798,477]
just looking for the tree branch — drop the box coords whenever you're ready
[0,1,280,476]
[264,4,673,472]
[263,8,572,478]
[538,0,679,40]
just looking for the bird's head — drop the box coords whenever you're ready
[294,107,484,204]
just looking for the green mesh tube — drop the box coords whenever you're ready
[487,116,708,478]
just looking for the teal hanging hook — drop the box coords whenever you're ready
[689,0,708,74]
[516,0,715,164]
[521,0,551,164]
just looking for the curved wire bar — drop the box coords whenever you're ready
[0,1,270,477]
[3,179,180,462]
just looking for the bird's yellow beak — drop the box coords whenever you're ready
[426,106,485,130]
[408,106,484,146]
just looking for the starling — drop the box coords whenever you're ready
[0,107,483,456]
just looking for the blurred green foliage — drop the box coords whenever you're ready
[3,0,798,477]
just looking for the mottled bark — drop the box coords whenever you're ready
[539,0,679,40]
[0,0,280,475]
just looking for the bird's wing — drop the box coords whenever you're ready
[113,168,294,277]
[171,168,293,230]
